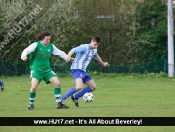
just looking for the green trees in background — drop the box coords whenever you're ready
[0,0,172,64]
[71,0,139,64]
[134,0,168,62]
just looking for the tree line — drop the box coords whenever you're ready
[0,0,173,64]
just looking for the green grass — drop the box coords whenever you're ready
[0,74,175,132]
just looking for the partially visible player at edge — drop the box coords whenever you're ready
[21,31,69,110]
[58,35,109,107]
[0,80,4,92]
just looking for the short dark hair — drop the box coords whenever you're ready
[92,35,100,43]
[36,31,51,40]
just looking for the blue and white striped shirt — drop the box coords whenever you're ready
[71,44,98,71]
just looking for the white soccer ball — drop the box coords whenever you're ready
[83,92,94,103]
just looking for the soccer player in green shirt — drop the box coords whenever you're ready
[21,31,69,110]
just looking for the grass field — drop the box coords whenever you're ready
[0,73,175,132]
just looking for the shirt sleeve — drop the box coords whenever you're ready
[52,45,67,58]
[71,44,87,53]
[94,52,98,58]
[21,42,37,60]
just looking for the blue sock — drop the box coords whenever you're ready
[74,87,93,99]
[61,87,76,101]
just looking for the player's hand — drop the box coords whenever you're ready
[64,56,71,62]
[22,56,28,61]
[103,62,109,67]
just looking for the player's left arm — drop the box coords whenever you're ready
[94,55,109,67]
[52,45,68,58]
[52,45,73,62]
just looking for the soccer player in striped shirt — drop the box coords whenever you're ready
[21,31,69,110]
[59,35,109,107]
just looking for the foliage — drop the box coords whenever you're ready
[134,0,168,62]
[71,0,140,64]
[0,0,77,62]
[0,0,173,65]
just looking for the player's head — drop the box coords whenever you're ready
[90,35,100,49]
[37,31,51,45]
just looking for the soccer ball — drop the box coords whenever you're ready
[83,92,94,103]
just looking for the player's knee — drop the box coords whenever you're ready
[91,86,96,91]
[90,84,97,91]
[54,82,60,88]
[30,86,37,92]
[76,86,83,91]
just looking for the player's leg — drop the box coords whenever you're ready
[71,73,96,106]
[74,79,96,100]
[61,70,84,107]
[46,71,69,109]
[60,78,83,107]
[61,78,83,101]
[62,78,83,107]
[85,79,97,91]
[27,70,41,110]
[48,76,61,102]
[28,77,39,110]
[44,70,61,103]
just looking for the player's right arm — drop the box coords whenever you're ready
[65,44,87,62]
[65,50,74,62]
[21,42,37,61]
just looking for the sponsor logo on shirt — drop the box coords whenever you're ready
[38,52,51,57]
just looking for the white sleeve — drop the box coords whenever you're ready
[52,45,67,59]
[21,42,37,60]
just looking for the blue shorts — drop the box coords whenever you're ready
[71,69,92,83]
